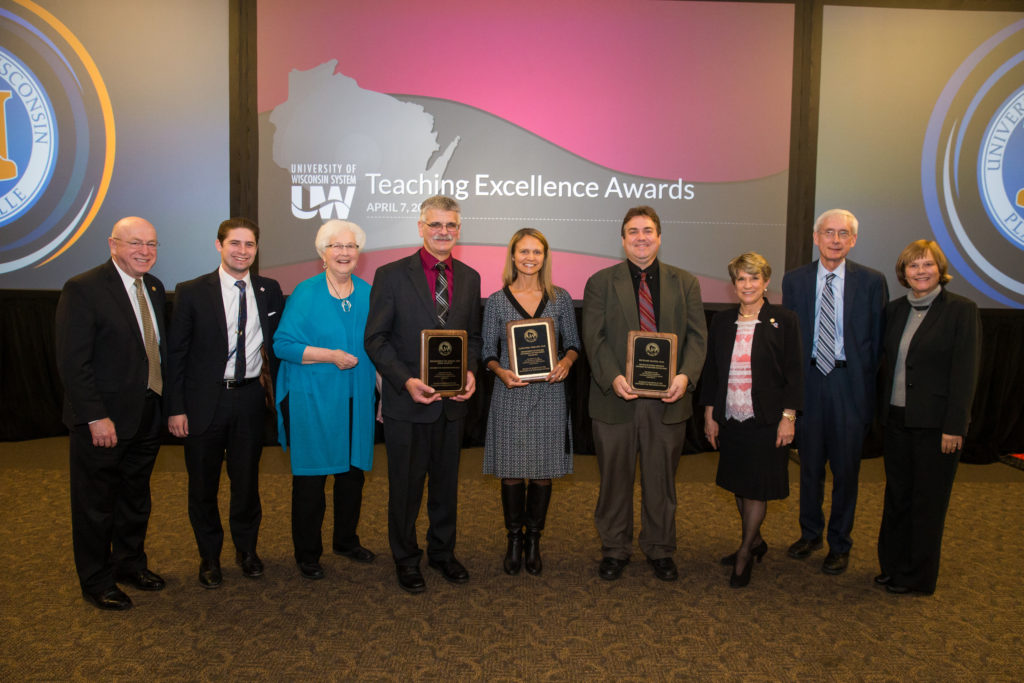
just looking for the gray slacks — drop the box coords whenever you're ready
[593,399,685,560]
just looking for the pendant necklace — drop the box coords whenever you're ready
[326,275,354,312]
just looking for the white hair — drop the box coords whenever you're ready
[314,220,366,258]
[813,208,859,236]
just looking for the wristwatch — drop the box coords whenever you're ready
[782,411,796,422]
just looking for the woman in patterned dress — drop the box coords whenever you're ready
[482,228,580,576]
[699,253,803,587]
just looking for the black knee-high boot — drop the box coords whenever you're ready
[524,481,552,575]
[501,481,526,575]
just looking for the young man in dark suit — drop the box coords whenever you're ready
[781,208,888,575]
[364,195,482,594]
[582,206,708,582]
[166,218,284,588]
[56,217,167,610]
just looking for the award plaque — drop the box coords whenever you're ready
[507,317,556,382]
[420,329,468,397]
[626,331,677,398]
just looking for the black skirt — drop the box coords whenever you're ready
[716,418,790,501]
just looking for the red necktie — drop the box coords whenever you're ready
[639,272,656,332]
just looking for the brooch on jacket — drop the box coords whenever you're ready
[770,318,778,328]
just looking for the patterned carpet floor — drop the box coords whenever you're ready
[1,439,1022,681]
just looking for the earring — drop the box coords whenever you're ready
[322,262,327,270]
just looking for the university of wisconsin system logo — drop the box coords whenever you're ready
[0,0,114,274]
[922,18,1024,308]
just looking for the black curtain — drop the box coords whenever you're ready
[5,290,1021,464]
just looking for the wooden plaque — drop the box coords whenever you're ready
[507,317,556,382]
[626,331,677,398]
[420,329,468,397]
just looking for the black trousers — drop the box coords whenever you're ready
[291,469,366,564]
[877,406,959,594]
[183,381,265,560]
[383,414,463,566]
[69,393,161,593]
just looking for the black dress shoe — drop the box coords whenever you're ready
[874,573,892,585]
[236,551,264,578]
[721,540,768,566]
[598,557,629,581]
[886,583,911,594]
[428,558,470,584]
[396,565,426,593]
[647,557,678,581]
[116,568,166,591]
[787,536,823,559]
[83,586,133,611]
[199,559,222,589]
[333,545,376,564]
[297,561,324,580]
[822,552,850,575]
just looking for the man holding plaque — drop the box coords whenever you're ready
[582,205,707,582]
[364,195,482,594]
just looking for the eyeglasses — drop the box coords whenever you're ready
[818,229,853,241]
[112,238,160,249]
[422,221,461,233]
[326,242,359,251]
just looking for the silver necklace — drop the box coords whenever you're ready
[326,275,353,312]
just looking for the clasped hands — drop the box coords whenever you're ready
[612,373,689,403]
[406,371,477,404]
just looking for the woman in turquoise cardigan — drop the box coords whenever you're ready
[274,219,377,580]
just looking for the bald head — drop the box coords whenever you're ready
[109,216,158,279]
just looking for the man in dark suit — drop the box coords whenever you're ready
[781,208,888,575]
[364,195,482,594]
[56,216,167,610]
[166,218,284,588]
[582,206,707,582]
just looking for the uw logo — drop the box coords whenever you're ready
[0,1,114,275]
[291,185,356,220]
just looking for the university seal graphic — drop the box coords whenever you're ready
[0,0,114,274]
[922,18,1024,308]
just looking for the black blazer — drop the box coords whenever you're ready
[699,302,803,426]
[55,260,167,437]
[364,252,482,423]
[165,269,284,434]
[880,288,981,435]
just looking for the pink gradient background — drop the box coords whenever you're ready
[257,0,794,183]
[261,247,743,303]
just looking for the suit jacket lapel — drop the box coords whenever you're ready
[909,290,945,353]
[800,264,817,338]
[204,271,229,352]
[106,261,146,350]
[405,253,435,319]
[252,275,271,339]
[842,261,858,332]
[613,263,639,330]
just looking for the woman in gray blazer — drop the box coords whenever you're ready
[875,239,981,596]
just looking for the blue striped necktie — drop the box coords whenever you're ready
[817,273,836,376]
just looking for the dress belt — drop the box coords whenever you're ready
[811,358,847,368]
[223,377,258,388]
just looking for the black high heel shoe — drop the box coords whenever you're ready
[720,540,768,566]
[730,557,753,588]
